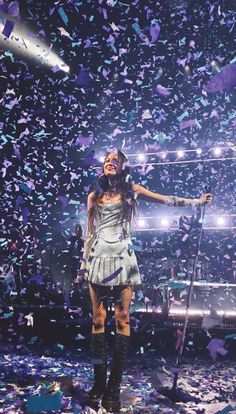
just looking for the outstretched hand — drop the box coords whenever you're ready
[200,193,213,205]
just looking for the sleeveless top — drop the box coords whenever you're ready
[87,201,141,286]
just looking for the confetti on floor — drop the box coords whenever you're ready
[0,347,235,413]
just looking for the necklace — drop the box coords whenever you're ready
[105,186,118,194]
[104,188,120,201]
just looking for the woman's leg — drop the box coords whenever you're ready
[89,283,107,334]
[102,285,133,412]
[114,285,133,336]
[87,283,107,406]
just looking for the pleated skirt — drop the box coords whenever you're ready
[87,236,141,286]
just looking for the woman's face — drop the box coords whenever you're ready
[103,152,122,176]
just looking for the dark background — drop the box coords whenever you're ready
[0,0,235,349]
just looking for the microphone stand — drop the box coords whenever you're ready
[157,201,207,403]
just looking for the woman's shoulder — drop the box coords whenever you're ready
[87,191,96,209]
[88,191,96,200]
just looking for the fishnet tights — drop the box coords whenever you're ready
[89,283,133,336]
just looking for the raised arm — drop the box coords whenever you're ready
[133,184,212,207]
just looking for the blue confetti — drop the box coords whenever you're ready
[58,7,69,25]
[26,392,62,413]
[128,243,142,252]
[19,183,32,194]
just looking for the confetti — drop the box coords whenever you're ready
[101,266,123,283]
[0,9,234,414]
[26,392,62,413]
[58,6,69,25]
[2,19,14,38]
[204,63,236,93]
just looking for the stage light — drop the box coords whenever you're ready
[216,217,225,226]
[169,308,209,316]
[136,307,236,316]
[62,65,70,73]
[169,308,236,317]
[161,152,167,159]
[213,147,222,156]
[99,155,105,163]
[0,15,69,73]
[137,154,146,162]
[196,148,202,155]
[211,60,220,73]
[138,219,146,227]
[160,218,169,227]
[177,150,184,158]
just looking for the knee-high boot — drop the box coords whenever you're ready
[102,334,130,412]
[87,333,107,406]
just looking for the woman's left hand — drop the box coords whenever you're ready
[200,193,213,205]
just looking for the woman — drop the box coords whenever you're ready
[79,149,212,412]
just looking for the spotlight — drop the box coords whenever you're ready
[211,60,220,73]
[0,15,69,73]
[137,154,146,162]
[213,147,222,156]
[160,218,169,227]
[216,217,225,226]
[196,148,202,155]
[99,155,105,163]
[177,150,184,158]
[62,64,70,73]
[161,152,167,159]
[138,219,146,227]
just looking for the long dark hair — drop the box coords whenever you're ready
[88,150,138,233]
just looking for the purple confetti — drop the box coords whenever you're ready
[101,266,123,283]
[76,68,90,87]
[207,338,228,361]
[155,84,171,96]
[204,63,236,93]
[28,274,43,285]
[150,19,160,43]
[2,19,14,38]
[180,119,197,130]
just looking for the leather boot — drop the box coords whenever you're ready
[87,333,107,406]
[102,334,130,412]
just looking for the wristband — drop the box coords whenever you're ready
[194,198,202,207]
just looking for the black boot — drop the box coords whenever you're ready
[87,333,107,407]
[102,334,130,412]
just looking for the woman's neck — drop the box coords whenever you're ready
[106,187,118,194]
[107,178,118,192]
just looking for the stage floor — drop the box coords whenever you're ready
[0,347,235,414]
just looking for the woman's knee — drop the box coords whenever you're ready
[93,310,106,331]
[115,309,130,331]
